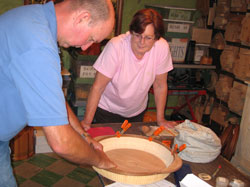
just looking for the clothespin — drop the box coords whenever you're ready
[116,120,132,138]
[148,126,165,141]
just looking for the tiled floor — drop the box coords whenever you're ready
[12,152,104,187]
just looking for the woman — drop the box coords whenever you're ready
[81,8,176,130]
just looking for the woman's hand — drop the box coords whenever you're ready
[157,119,178,129]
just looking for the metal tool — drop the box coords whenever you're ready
[148,126,165,141]
[212,165,221,178]
[116,120,131,138]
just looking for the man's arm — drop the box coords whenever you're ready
[42,124,115,169]
[81,71,111,130]
[153,72,176,128]
[65,101,102,150]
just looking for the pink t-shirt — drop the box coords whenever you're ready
[93,32,173,117]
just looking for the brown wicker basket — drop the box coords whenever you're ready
[93,134,182,185]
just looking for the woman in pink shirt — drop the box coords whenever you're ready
[81,8,177,130]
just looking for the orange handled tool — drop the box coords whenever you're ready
[121,120,128,128]
[148,126,165,141]
[177,144,186,153]
[116,120,132,138]
[171,144,178,155]
[171,144,186,155]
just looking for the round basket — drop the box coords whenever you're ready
[93,134,182,185]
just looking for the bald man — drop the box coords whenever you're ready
[0,0,115,186]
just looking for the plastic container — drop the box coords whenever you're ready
[164,19,194,39]
[70,54,98,78]
[216,177,229,187]
[145,4,196,21]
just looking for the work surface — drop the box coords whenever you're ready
[92,122,250,186]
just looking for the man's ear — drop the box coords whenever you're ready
[74,11,91,27]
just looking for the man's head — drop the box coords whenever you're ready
[56,0,115,50]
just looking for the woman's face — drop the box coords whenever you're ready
[131,24,156,59]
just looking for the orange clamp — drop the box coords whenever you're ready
[178,144,186,153]
[121,120,128,128]
[171,144,178,155]
[122,123,131,132]
[162,140,171,148]
[116,131,121,138]
[116,120,131,138]
[153,126,165,136]
[148,126,165,141]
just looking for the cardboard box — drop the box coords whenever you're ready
[180,174,212,187]
[191,28,212,44]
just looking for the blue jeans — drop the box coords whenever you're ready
[0,141,17,187]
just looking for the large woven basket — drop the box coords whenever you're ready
[93,134,182,185]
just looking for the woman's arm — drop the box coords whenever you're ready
[153,72,176,128]
[81,71,111,130]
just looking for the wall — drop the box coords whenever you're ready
[121,0,197,33]
[0,0,22,15]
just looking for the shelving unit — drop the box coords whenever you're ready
[173,64,216,69]
[206,0,250,165]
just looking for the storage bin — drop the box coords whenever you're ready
[71,83,91,107]
[164,19,194,39]
[61,68,71,88]
[72,105,86,117]
[145,4,196,21]
[70,54,98,79]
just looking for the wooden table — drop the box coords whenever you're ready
[92,122,250,186]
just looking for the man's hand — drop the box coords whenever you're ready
[94,149,117,169]
[85,136,103,151]
[81,121,91,131]
[157,119,178,129]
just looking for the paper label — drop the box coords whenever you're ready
[194,50,204,62]
[168,23,190,33]
[80,66,96,78]
[169,9,191,21]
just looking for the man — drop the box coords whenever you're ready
[0,0,115,186]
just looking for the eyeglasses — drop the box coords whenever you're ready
[132,33,155,42]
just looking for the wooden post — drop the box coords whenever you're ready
[115,0,124,36]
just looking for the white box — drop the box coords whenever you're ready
[194,43,210,63]
[168,38,188,63]
[180,174,212,187]
[35,136,53,153]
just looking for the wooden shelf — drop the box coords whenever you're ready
[145,4,196,11]
[173,63,216,69]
